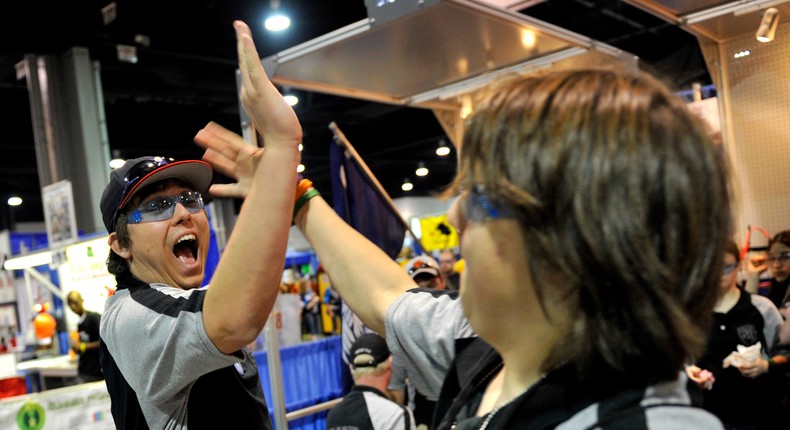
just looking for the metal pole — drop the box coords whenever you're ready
[264,313,288,430]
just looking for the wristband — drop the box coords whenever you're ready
[295,178,313,202]
[80,342,86,353]
[293,184,320,222]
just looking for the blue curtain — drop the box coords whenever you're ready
[254,335,349,430]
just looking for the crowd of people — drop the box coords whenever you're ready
[54,18,790,430]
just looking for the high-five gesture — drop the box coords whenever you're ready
[233,20,302,150]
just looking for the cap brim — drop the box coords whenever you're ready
[411,268,440,279]
[118,160,213,210]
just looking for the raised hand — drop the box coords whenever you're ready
[233,20,302,150]
[194,122,261,199]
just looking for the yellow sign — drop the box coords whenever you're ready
[418,214,459,251]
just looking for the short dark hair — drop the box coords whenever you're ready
[770,230,790,250]
[448,68,732,390]
[107,213,131,276]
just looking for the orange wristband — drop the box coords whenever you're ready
[295,179,313,203]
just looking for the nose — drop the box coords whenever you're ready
[171,203,193,224]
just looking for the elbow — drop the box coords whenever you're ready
[206,318,266,354]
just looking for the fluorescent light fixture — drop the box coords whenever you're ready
[3,251,53,270]
[7,197,22,206]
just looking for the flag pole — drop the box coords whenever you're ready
[329,122,426,254]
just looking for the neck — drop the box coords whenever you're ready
[714,285,740,313]
[354,374,389,394]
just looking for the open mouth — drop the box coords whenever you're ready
[173,234,199,265]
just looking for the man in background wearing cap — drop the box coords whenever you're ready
[98,21,300,429]
[388,255,447,429]
[404,255,446,290]
[327,333,415,430]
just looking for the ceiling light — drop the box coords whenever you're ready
[7,196,22,206]
[756,7,780,43]
[401,178,413,191]
[436,139,450,156]
[109,158,126,169]
[296,164,305,173]
[283,94,299,106]
[264,0,290,31]
[415,163,429,177]
[298,143,303,151]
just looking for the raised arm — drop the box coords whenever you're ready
[195,21,301,354]
[293,196,415,335]
[196,120,413,336]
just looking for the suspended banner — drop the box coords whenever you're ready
[417,214,459,252]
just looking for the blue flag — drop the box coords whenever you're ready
[329,140,406,260]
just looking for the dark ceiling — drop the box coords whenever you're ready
[0,0,711,233]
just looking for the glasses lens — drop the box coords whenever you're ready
[722,262,738,275]
[465,185,516,222]
[768,252,790,265]
[126,191,203,225]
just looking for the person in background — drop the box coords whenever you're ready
[99,20,300,429]
[404,255,446,290]
[300,278,322,340]
[438,250,460,291]
[324,283,342,335]
[66,290,103,383]
[686,239,789,429]
[388,255,449,429]
[196,42,732,428]
[746,230,790,310]
[327,333,415,430]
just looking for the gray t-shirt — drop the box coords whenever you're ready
[384,288,475,400]
[101,282,264,429]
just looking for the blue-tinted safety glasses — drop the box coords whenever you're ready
[464,185,517,222]
[126,190,204,225]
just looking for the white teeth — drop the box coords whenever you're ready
[178,234,196,243]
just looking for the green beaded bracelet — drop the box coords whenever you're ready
[293,187,320,222]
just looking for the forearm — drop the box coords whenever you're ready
[204,146,300,352]
[295,196,414,335]
[744,272,760,294]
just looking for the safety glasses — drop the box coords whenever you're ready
[768,252,790,266]
[126,190,204,225]
[721,262,738,275]
[122,157,176,197]
[464,185,517,222]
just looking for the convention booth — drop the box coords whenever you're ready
[5,0,789,428]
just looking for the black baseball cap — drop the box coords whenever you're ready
[100,156,213,232]
[350,333,391,368]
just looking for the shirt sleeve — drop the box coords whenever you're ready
[384,288,475,400]
[751,294,784,353]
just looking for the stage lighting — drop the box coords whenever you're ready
[756,8,780,43]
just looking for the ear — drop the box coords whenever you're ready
[108,232,132,260]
